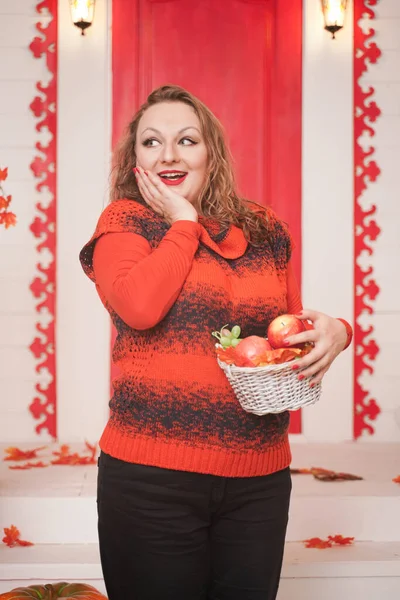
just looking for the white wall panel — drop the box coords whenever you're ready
[0,0,52,442]
[358,0,400,441]
[56,0,111,442]
[301,0,354,441]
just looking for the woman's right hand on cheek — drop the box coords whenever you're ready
[134,166,198,225]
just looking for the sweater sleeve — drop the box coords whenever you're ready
[286,262,303,314]
[93,220,201,330]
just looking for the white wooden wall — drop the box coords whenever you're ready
[0,0,53,442]
[0,0,398,443]
[360,0,400,441]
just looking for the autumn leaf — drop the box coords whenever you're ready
[291,465,363,481]
[0,211,17,228]
[2,525,33,548]
[0,167,8,181]
[290,468,313,475]
[85,440,97,461]
[216,345,310,368]
[311,467,363,481]
[304,537,333,549]
[0,195,11,210]
[9,461,48,470]
[328,534,354,546]
[304,534,355,549]
[4,446,47,461]
[51,442,98,466]
[393,475,400,484]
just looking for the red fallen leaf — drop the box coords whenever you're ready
[290,468,313,475]
[254,347,305,366]
[328,535,354,546]
[0,167,8,181]
[9,461,48,470]
[393,475,400,484]
[304,535,355,549]
[4,446,47,461]
[311,467,363,481]
[2,525,33,548]
[51,442,98,466]
[216,345,311,368]
[85,440,97,460]
[304,537,333,549]
[0,211,17,228]
[0,195,12,210]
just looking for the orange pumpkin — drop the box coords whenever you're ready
[0,582,107,600]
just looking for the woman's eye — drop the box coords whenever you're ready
[180,137,197,146]
[143,138,160,147]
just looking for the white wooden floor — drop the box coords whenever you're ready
[1,442,400,598]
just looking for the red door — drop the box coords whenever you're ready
[112,0,303,432]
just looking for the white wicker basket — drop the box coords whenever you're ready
[217,357,321,415]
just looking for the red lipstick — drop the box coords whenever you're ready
[158,170,188,186]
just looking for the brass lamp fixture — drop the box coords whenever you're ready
[320,0,348,39]
[69,0,96,36]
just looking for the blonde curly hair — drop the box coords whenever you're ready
[111,84,271,246]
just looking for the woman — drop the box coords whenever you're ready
[80,85,352,600]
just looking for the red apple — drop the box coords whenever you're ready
[267,314,306,349]
[235,336,272,366]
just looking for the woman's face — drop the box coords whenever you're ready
[135,101,208,206]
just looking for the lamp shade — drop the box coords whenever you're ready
[69,0,95,35]
[321,0,348,39]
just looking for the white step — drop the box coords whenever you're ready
[1,443,400,544]
[1,542,400,599]
[288,441,400,542]
[0,543,104,594]
[280,541,400,599]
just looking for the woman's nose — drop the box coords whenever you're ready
[159,142,179,164]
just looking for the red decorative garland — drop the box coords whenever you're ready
[354,0,382,438]
[28,0,58,438]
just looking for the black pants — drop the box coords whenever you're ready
[97,452,291,600]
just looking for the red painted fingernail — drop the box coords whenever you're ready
[298,374,305,381]
[291,364,299,371]
[310,382,315,388]
[282,339,291,347]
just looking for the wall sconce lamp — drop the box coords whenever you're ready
[69,0,96,36]
[320,0,348,39]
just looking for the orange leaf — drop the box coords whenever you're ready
[304,537,333,549]
[290,468,313,475]
[85,440,97,460]
[304,534,355,549]
[2,525,33,548]
[0,167,8,181]
[328,535,354,546]
[0,211,17,228]
[16,538,34,547]
[256,347,304,366]
[0,195,11,210]
[9,461,48,470]
[4,446,47,461]
[311,467,363,481]
[52,444,70,457]
[216,345,310,368]
[51,443,97,466]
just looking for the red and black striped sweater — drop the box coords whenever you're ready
[80,199,305,478]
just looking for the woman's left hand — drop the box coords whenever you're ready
[283,309,348,385]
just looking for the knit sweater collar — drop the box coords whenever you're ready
[197,216,248,259]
